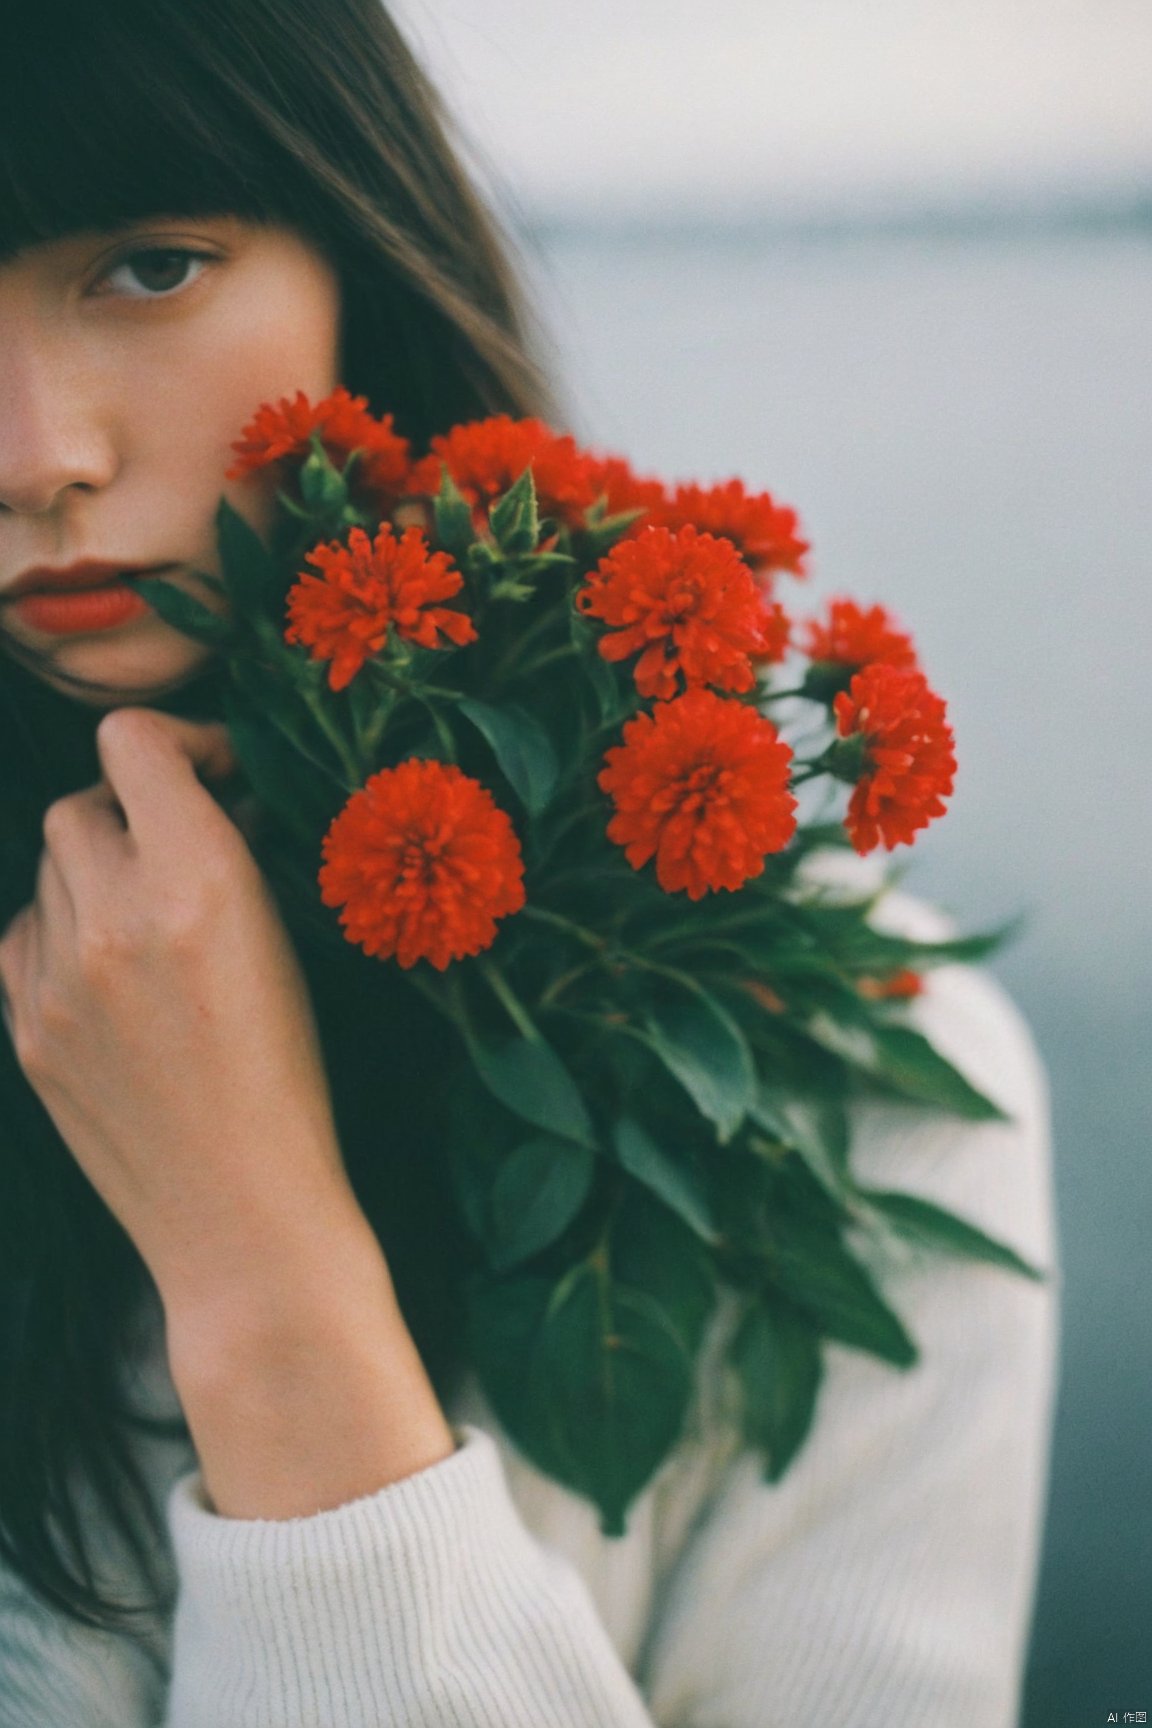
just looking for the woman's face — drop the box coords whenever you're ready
[0,217,342,706]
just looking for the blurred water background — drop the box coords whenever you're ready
[398,5,1151,1718]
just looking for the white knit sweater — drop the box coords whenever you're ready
[0,863,1059,1728]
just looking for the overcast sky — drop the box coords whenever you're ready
[390,0,1152,216]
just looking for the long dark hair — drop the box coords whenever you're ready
[0,0,559,1631]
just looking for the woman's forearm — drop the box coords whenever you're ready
[163,1197,457,1520]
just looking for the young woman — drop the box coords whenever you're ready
[0,2,1057,1723]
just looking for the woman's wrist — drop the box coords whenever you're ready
[163,1198,457,1520]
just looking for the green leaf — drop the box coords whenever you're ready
[861,1190,1044,1281]
[445,1067,520,1244]
[791,893,1022,974]
[568,609,630,722]
[227,655,352,786]
[487,1135,596,1271]
[579,506,649,562]
[730,1299,824,1481]
[465,1189,712,1534]
[768,1219,917,1366]
[216,498,281,613]
[512,550,577,578]
[134,576,234,644]
[610,1184,716,1345]
[861,924,1021,972]
[467,1032,598,1150]
[612,1116,717,1244]
[456,698,559,816]
[462,1273,558,1459]
[749,1088,851,1199]
[541,1277,693,1535]
[219,690,334,844]
[488,466,540,555]
[804,1013,1011,1122]
[433,468,478,563]
[636,984,757,1143]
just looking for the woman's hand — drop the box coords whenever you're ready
[0,705,457,1514]
[0,706,377,1329]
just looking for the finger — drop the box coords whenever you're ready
[33,842,79,948]
[91,708,241,852]
[39,780,133,914]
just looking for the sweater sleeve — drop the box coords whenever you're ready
[634,952,1060,1728]
[162,1418,657,1728]
[0,1426,661,1728]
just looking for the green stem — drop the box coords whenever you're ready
[791,763,831,786]
[531,796,609,870]
[590,1231,618,1401]
[368,662,462,703]
[587,706,639,743]
[521,905,702,995]
[359,687,398,759]
[617,950,709,992]
[477,957,542,1043]
[402,966,458,1027]
[759,686,816,702]
[518,643,581,680]
[232,663,348,790]
[645,910,787,950]
[489,607,563,683]
[538,958,600,1008]
[422,698,458,763]
[520,905,609,952]
[300,687,363,791]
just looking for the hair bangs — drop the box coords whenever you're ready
[0,4,288,264]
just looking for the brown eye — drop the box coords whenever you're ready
[99,248,212,299]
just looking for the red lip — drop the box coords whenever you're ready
[2,560,173,601]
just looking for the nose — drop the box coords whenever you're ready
[0,348,119,516]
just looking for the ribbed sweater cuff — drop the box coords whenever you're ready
[163,1422,654,1728]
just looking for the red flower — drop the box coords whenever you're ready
[858,968,924,999]
[319,760,526,969]
[285,524,476,692]
[803,598,919,674]
[575,524,781,701]
[656,480,809,577]
[749,596,792,665]
[832,663,956,854]
[408,416,597,528]
[357,423,419,498]
[598,687,797,898]
[584,453,668,519]
[227,388,412,497]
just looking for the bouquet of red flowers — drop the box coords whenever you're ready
[139,389,1038,1532]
